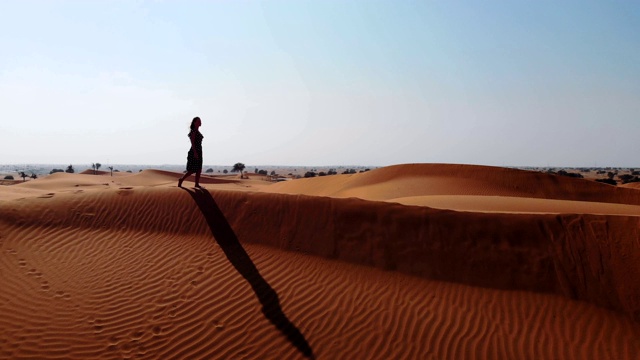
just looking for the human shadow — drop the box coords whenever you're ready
[182,188,315,359]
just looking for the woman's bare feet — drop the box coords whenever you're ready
[178,178,183,188]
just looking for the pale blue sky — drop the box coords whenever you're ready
[1,0,638,167]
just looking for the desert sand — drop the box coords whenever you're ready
[1,163,640,359]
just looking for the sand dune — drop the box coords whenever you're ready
[1,164,639,359]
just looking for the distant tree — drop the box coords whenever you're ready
[255,168,259,174]
[232,163,246,178]
[327,169,337,175]
[319,172,327,176]
[126,170,133,173]
[619,174,640,184]
[258,170,268,175]
[304,171,316,178]
[30,173,37,180]
[108,166,113,177]
[206,168,214,173]
[270,170,277,176]
[596,178,617,186]
[607,172,615,179]
[50,168,64,174]
[556,170,583,179]
[66,165,75,173]
[4,175,14,180]
[223,169,228,174]
[92,163,96,174]
[19,172,28,182]
[96,163,101,173]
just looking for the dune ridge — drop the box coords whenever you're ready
[2,183,639,321]
[267,163,640,205]
[2,163,640,359]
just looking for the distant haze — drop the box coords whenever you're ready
[1,1,638,167]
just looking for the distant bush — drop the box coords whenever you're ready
[50,169,64,174]
[65,165,74,173]
[206,168,213,173]
[619,174,640,184]
[223,169,228,174]
[258,170,268,175]
[318,172,327,176]
[304,171,316,178]
[4,175,14,180]
[632,171,640,176]
[553,170,584,179]
[595,178,617,186]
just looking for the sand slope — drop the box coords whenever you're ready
[266,163,640,214]
[1,164,640,359]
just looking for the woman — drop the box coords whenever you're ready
[178,116,204,188]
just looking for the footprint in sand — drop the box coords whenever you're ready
[130,330,144,341]
[152,326,162,336]
[90,318,105,333]
[117,187,134,196]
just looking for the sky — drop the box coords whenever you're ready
[1,0,639,167]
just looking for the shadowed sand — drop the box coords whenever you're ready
[182,187,314,359]
[1,163,640,359]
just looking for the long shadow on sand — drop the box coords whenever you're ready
[183,188,315,359]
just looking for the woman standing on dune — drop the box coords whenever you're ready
[178,116,204,188]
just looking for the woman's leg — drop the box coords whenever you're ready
[178,171,193,187]
[194,170,201,187]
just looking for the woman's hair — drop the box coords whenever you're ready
[190,117,201,131]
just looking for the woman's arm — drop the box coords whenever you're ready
[190,132,199,159]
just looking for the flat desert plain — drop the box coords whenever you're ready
[1,163,640,359]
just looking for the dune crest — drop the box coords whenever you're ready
[1,163,639,358]
[267,163,640,205]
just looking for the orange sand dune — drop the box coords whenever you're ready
[266,163,640,214]
[621,182,640,190]
[1,163,640,359]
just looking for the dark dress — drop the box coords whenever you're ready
[186,130,204,172]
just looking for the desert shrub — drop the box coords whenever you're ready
[632,171,640,176]
[258,170,268,175]
[50,168,64,174]
[556,170,584,179]
[66,165,75,173]
[223,169,228,174]
[327,169,337,175]
[318,172,327,176]
[206,168,213,173]
[4,175,14,180]
[595,178,617,186]
[304,171,316,178]
[619,174,640,184]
